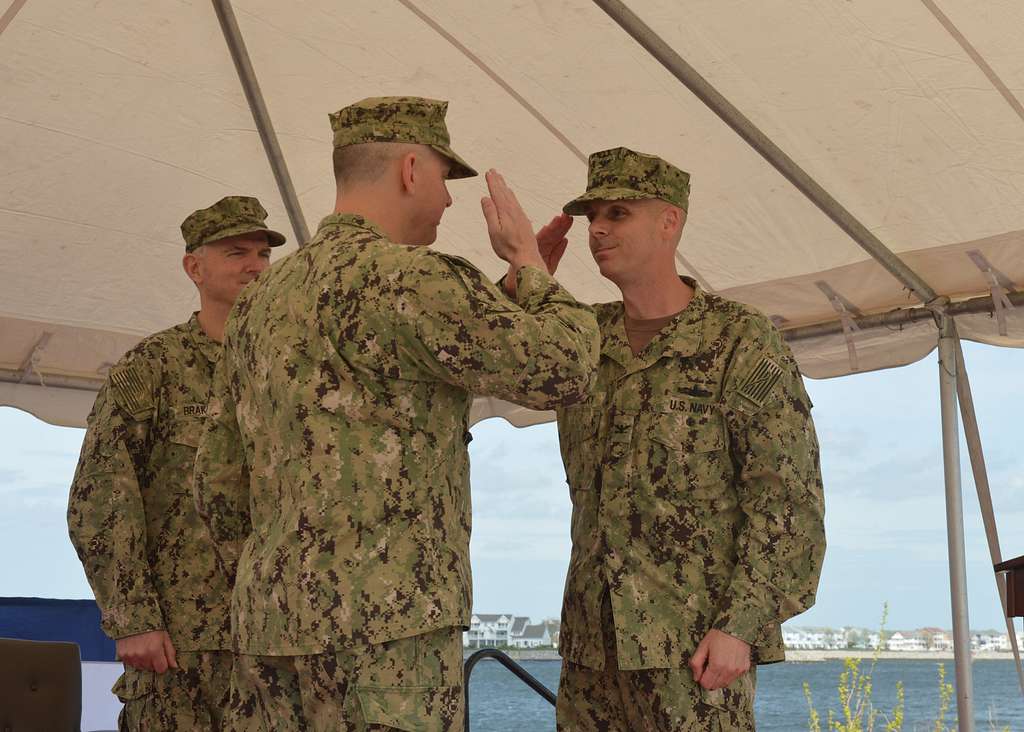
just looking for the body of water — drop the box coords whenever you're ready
[466,658,1024,730]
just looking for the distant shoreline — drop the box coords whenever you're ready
[465,649,1019,662]
[785,649,1016,662]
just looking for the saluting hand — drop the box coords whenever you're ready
[535,213,572,276]
[481,170,546,271]
[689,628,751,690]
[116,629,179,674]
[501,213,573,299]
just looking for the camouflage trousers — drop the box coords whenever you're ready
[225,626,464,731]
[113,649,233,731]
[556,595,756,731]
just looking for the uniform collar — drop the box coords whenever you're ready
[602,276,707,372]
[187,312,222,365]
[316,212,388,241]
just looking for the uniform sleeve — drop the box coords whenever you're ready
[67,361,165,639]
[193,356,251,583]
[712,320,826,644]
[389,256,600,410]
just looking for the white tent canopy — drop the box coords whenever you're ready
[2,0,1022,427]
[2,1,1023,727]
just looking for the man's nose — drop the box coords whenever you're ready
[244,254,267,272]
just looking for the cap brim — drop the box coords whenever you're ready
[562,187,658,215]
[431,144,478,179]
[191,224,287,251]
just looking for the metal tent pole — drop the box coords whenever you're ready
[954,339,1024,695]
[938,317,974,731]
[211,0,311,246]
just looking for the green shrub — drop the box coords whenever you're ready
[803,603,1012,731]
[804,604,901,731]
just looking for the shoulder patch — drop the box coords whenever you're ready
[737,356,783,407]
[109,363,151,416]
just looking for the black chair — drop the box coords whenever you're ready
[0,637,82,731]
[995,555,1024,617]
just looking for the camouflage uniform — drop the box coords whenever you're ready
[192,97,600,731]
[67,196,284,731]
[555,149,826,731]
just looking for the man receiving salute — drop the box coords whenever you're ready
[68,196,285,730]
[550,148,826,731]
[194,96,599,731]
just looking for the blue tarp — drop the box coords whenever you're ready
[0,597,116,661]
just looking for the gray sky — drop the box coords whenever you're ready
[2,339,1022,633]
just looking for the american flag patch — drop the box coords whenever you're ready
[737,357,783,407]
[110,365,147,414]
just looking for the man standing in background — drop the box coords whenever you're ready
[68,196,285,731]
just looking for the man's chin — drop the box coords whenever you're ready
[594,261,623,284]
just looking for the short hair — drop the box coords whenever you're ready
[332,141,418,188]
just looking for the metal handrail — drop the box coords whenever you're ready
[463,648,556,731]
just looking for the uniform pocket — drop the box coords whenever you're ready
[643,407,733,509]
[168,418,204,448]
[649,405,726,454]
[699,669,756,731]
[354,628,463,731]
[111,666,155,702]
[356,686,461,732]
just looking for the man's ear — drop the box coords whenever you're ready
[400,150,418,194]
[661,205,685,239]
[182,252,201,285]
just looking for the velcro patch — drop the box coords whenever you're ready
[109,364,149,415]
[737,357,783,407]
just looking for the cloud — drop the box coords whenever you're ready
[469,419,569,521]
[0,467,25,486]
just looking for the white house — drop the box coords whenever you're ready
[508,617,529,644]
[511,622,557,649]
[782,627,845,650]
[464,614,519,648]
[972,631,1011,651]
[888,631,928,651]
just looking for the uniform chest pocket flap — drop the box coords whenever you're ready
[650,405,727,454]
[168,417,205,449]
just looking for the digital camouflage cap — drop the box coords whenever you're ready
[329,96,478,180]
[180,196,286,253]
[563,147,690,215]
